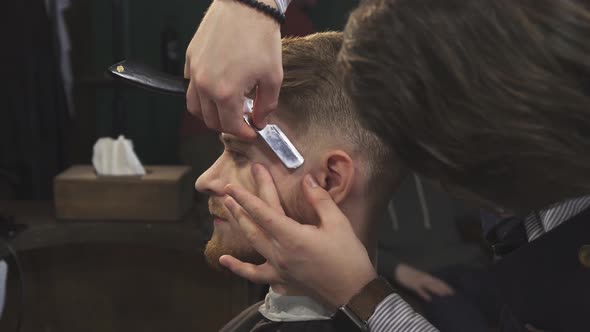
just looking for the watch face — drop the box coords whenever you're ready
[332,306,368,332]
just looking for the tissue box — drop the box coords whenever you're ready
[54,165,194,221]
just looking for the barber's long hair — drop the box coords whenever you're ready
[339,0,590,210]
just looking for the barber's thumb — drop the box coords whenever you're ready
[253,77,281,128]
[302,175,345,227]
[183,61,190,78]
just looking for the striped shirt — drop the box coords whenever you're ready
[368,196,590,332]
[523,195,590,241]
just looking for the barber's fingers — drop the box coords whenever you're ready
[224,196,276,258]
[225,183,300,244]
[424,277,455,297]
[252,164,284,213]
[301,175,351,230]
[219,256,282,285]
[186,80,203,120]
[186,69,256,138]
[415,287,433,302]
[200,95,221,130]
[216,92,257,139]
[435,280,455,296]
[252,69,283,129]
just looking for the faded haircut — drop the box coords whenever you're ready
[276,32,404,205]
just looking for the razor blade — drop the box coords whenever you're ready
[106,60,304,169]
[242,98,304,169]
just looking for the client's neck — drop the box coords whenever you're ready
[270,203,378,297]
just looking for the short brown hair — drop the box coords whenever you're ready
[340,0,590,210]
[276,32,404,205]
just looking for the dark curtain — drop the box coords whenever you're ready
[1,0,70,199]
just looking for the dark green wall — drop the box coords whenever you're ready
[90,1,208,164]
[310,0,358,31]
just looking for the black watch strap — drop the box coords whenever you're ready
[332,277,394,331]
[332,305,369,332]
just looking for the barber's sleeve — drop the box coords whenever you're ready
[368,293,439,332]
[274,0,291,13]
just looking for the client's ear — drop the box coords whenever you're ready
[312,150,355,204]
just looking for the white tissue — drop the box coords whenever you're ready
[92,135,146,176]
[0,261,6,318]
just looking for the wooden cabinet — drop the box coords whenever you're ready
[0,202,262,332]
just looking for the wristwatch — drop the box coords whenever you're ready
[332,277,395,331]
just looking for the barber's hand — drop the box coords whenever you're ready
[393,263,454,302]
[220,164,377,309]
[184,0,283,138]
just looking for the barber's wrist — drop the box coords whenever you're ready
[331,267,378,309]
[254,0,278,8]
[218,0,277,6]
[219,0,278,8]
[331,275,395,330]
[227,0,285,25]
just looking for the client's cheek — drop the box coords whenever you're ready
[286,190,315,225]
[237,170,258,196]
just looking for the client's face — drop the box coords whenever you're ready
[195,124,310,270]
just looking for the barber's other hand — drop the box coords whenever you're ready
[184,0,283,138]
[220,164,377,309]
[393,263,454,302]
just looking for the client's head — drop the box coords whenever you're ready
[195,32,404,270]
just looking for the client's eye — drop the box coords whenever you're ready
[228,150,248,165]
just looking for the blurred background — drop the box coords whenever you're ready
[1,0,357,198]
[0,1,497,331]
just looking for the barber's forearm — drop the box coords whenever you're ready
[368,294,439,332]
